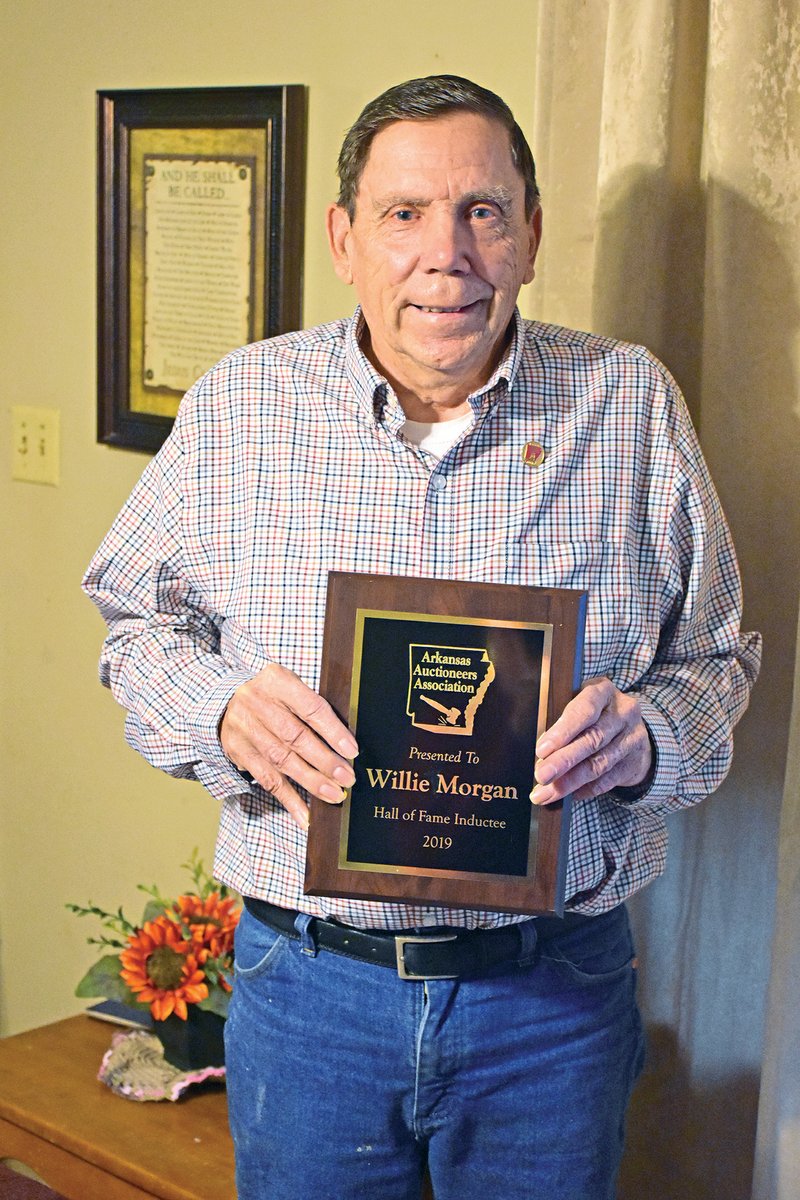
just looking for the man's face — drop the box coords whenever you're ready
[327,112,541,408]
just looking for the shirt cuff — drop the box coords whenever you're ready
[609,698,680,808]
[186,668,259,797]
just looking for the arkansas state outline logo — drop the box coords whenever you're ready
[406,644,496,736]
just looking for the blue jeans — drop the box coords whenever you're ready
[225,905,645,1199]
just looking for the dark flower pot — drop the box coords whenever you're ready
[155,1008,226,1071]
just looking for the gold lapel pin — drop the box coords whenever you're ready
[522,440,546,467]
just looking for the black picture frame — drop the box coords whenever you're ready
[97,85,306,452]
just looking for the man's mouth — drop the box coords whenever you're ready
[411,301,482,313]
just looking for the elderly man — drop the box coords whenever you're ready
[84,76,760,1199]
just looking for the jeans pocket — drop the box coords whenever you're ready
[233,908,290,980]
[541,907,637,988]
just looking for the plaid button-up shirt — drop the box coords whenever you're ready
[83,309,761,927]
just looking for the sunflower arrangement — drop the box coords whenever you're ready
[68,851,240,1022]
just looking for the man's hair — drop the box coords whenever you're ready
[336,75,540,221]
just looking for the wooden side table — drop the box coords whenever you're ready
[0,1016,235,1200]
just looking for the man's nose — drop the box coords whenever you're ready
[419,211,470,272]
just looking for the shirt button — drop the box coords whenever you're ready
[430,473,447,492]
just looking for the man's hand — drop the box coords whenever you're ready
[531,677,652,805]
[219,663,358,830]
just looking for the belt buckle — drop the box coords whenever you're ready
[395,932,460,980]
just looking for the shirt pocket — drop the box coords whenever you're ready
[496,538,661,685]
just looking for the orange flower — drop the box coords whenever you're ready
[173,891,240,960]
[120,915,208,1021]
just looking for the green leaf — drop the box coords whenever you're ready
[74,955,140,1007]
[197,988,231,1018]
[85,934,126,950]
[141,898,169,924]
[65,901,136,938]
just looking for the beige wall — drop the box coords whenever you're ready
[0,1,541,1035]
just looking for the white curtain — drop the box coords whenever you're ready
[528,3,800,1196]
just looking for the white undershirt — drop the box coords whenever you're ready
[401,412,473,459]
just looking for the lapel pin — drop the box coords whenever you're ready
[522,440,546,467]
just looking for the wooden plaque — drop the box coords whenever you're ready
[304,573,587,916]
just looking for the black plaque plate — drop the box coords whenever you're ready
[304,573,586,915]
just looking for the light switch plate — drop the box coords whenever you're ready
[11,406,60,486]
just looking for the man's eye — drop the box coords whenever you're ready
[392,208,416,222]
[469,205,495,220]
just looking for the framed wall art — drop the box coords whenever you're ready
[97,85,306,452]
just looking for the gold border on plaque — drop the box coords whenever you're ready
[339,608,553,881]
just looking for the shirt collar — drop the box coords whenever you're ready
[343,306,525,426]
[344,308,389,419]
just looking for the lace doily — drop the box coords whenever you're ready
[98,1028,226,1102]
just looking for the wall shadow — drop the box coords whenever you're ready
[619,1025,761,1200]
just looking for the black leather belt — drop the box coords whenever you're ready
[244,897,590,981]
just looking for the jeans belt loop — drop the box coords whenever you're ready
[294,911,318,958]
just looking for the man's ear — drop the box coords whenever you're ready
[326,203,354,285]
[522,205,543,286]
